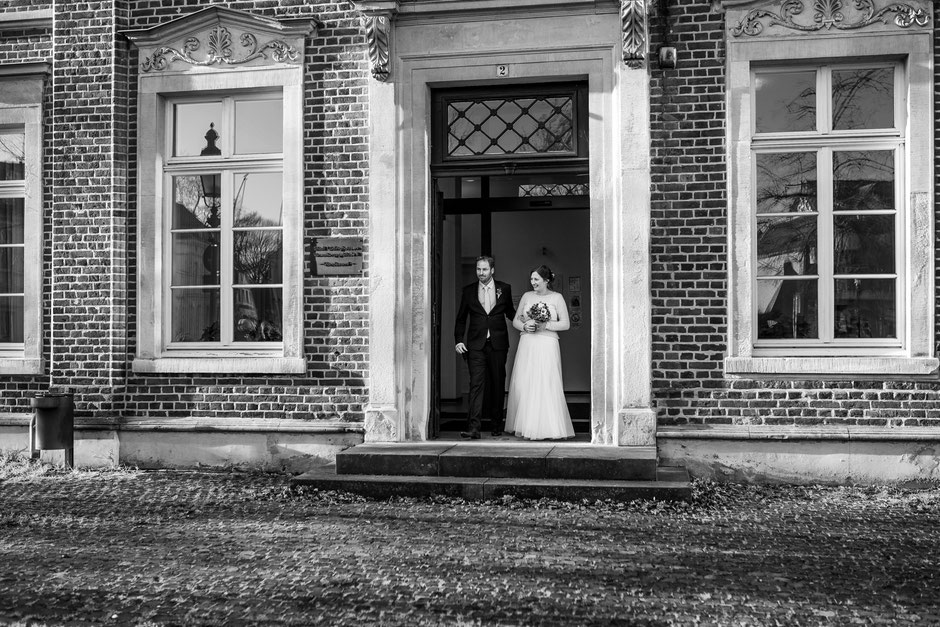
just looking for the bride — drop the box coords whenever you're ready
[505,264,575,440]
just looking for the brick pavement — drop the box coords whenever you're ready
[0,469,938,625]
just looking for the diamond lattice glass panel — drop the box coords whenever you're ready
[446,94,575,158]
[832,67,894,131]
[834,279,895,338]
[757,278,818,339]
[755,71,816,133]
[0,131,25,181]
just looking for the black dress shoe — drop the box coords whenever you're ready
[490,430,503,436]
[460,431,481,440]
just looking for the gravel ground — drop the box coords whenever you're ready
[0,460,938,626]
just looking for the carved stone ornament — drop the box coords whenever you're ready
[141,26,300,72]
[732,0,930,37]
[351,1,399,82]
[621,0,649,69]
[363,13,392,81]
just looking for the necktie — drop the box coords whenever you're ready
[484,285,493,313]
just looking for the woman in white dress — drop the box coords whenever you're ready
[505,265,575,440]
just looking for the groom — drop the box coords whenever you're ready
[454,255,515,439]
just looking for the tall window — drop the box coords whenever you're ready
[0,71,43,375]
[165,95,284,348]
[752,63,901,348]
[0,128,25,348]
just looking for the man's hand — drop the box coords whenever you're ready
[455,342,468,354]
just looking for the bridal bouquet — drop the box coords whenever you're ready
[527,302,551,323]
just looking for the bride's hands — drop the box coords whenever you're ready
[523,320,538,333]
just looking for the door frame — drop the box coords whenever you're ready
[363,14,656,446]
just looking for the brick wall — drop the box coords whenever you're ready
[0,3,52,413]
[649,0,940,428]
[120,0,370,422]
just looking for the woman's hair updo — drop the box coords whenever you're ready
[530,264,555,287]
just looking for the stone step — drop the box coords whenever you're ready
[292,466,691,503]
[335,443,658,481]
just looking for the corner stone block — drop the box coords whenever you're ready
[364,406,399,442]
[618,409,657,446]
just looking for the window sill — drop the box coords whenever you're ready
[0,358,43,375]
[724,356,939,376]
[133,356,307,374]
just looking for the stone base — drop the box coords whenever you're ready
[659,436,940,485]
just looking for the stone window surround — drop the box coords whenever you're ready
[724,18,936,376]
[0,65,46,375]
[127,10,310,375]
[360,4,657,446]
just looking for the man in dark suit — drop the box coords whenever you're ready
[454,255,516,439]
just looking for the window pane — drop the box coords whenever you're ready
[234,288,282,342]
[757,216,817,276]
[234,172,282,227]
[171,288,220,342]
[171,233,220,287]
[0,295,23,342]
[756,152,817,214]
[755,71,816,133]
[0,198,24,244]
[0,131,25,180]
[834,215,894,274]
[172,175,221,229]
[233,230,282,284]
[833,151,894,213]
[832,67,894,130]
[0,248,24,293]
[174,102,223,157]
[834,279,895,338]
[757,279,818,339]
[235,99,283,154]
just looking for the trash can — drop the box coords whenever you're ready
[29,392,75,468]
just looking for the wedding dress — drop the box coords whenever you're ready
[505,290,575,440]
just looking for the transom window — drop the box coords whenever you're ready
[752,63,902,347]
[165,94,284,348]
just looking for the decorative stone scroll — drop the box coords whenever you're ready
[732,0,930,37]
[352,1,399,82]
[141,26,300,72]
[363,14,392,81]
[621,0,648,69]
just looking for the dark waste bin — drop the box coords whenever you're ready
[30,392,75,467]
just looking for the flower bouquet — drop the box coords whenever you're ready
[527,302,551,323]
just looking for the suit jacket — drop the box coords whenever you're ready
[454,280,516,351]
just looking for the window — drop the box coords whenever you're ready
[165,95,285,348]
[753,63,901,348]
[723,23,935,375]
[0,69,44,375]
[128,9,310,374]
